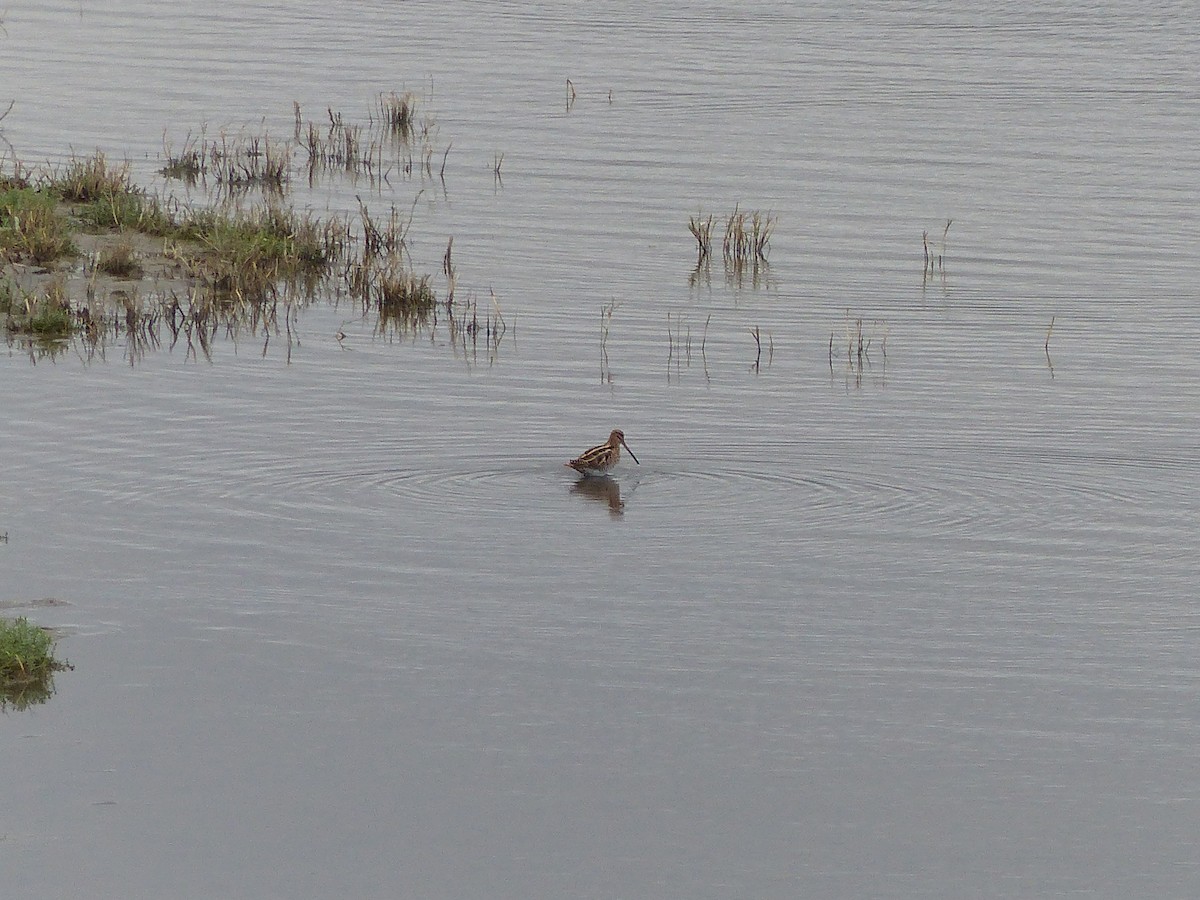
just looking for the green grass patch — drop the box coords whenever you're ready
[0,616,69,683]
[75,190,172,234]
[47,151,139,204]
[1,276,75,339]
[0,616,72,711]
[0,187,77,264]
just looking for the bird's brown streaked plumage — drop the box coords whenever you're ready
[566,429,640,474]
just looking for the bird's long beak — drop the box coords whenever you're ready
[621,440,640,465]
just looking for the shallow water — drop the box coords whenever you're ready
[4,2,1200,897]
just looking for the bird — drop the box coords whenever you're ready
[566,429,640,474]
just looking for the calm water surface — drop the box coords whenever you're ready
[3,2,1200,897]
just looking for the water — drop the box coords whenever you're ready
[3,2,1200,897]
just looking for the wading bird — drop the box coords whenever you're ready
[566,429,640,474]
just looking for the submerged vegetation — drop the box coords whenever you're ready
[0,616,72,711]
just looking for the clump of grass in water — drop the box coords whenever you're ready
[722,205,774,266]
[160,131,208,183]
[209,131,291,193]
[689,206,773,284]
[187,203,346,300]
[0,616,71,683]
[342,199,437,334]
[31,151,171,235]
[376,91,418,141]
[688,212,714,263]
[377,264,436,329]
[923,218,952,280]
[0,616,73,711]
[829,312,888,386]
[303,111,381,178]
[1,276,75,339]
[95,237,143,278]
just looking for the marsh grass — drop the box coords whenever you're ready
[830,313,888,386]
[96,238,143,277]
[186,203,346,300]
[376,91,418,141]
[216,133,289,191]
[29,277,72,335]
[2,150,458,362]
[0,616,70,684]
[303,112,384,180]
[0,187,77,264]
[302,94,441,184]
[75,189,171,233]
[723,205,774,266]
[47,152,138,204]
[923,219,953,280]
[160,132,207,183]
[161,130,291,196]
[748,325,773,372]
[0,155,32,191]
[378,265,435,320]
[1,275,73,338]
[0,616,72,711]
[444,288,507,361]
[688,212,714,262]
[690,206,773,284]
[358,198,412,259]
[599,299,620,382]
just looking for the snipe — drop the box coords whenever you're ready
[566,429,640,474]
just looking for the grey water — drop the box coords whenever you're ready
[4,2,1200,897]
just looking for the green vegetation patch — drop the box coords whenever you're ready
[0,616,70,683]
[47,151,140,204]
[0,187,77,264]
[1,275,74,339]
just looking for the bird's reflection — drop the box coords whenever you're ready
[570,474,624,516]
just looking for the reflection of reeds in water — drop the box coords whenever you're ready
[51,283,309,367]
[376,91,418,141]
[303,113,383,181]
[667,310,692,366]
[688,206,774,288]
[161,132,207,183]
[161,91,449,196]
[293,92,443,186]
[161,130,291,195]
[665,311,711,382]
[829,313,887,387]
[600,299,619,382]
[358,197,414,259]
[748,325,773,373]
[1044,315,1056,377]
[923,218,952,282]
[448,289,508,365]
